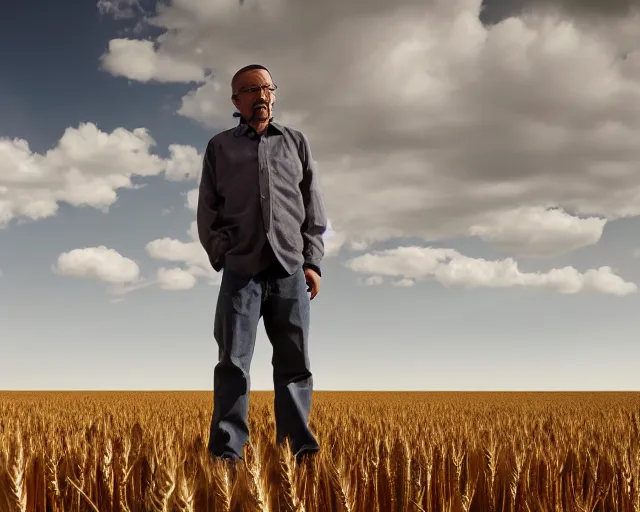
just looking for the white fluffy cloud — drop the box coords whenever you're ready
[98,0,640,261]
[156,267,197,290]
[345,246,637,295]
[145,221,221,286]
[468,207,606,257]
[52,246,140,284]
[100,39,207,83]
[145,229,211,271]
[0,123,200,227]
[52,239,210,294]
[164,144,203,181]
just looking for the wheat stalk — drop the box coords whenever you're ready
[245,441,270,512]
[101,437,114,510]
[5,430,27,512]
[2,391,640,512]
[45,447,63,510]
[326,456,353,512]
[66,476,100,512]
[276,441,306,512]
[146,436,177,512]
[173,450,197,512]
[211,459,233,512]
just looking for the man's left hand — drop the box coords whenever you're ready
[304,268,321,300]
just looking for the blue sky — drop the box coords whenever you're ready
[2,0,640,391]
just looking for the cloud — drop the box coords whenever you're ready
[145,231,211,271]
[345,246,637,295]
[97,0,143,19]
[0,122,199,227]
[145,221,221,286]
[52,246,140,284]
[186,188,199,211]
[156,267,197,290]
[468,207,606,257]
[519,0,640,19]
[323,220,345,257]
[100,39,207,83]
[164,144,202,181]
[98,0,640,259]
[358,276,384,286]
[52,239,208,295]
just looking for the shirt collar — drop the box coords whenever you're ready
[233,114,284,137]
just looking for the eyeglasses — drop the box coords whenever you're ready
[237,84,277,95]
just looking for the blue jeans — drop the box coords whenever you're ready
[207,265,320,461]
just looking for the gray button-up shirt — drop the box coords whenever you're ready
[197,116,327,278]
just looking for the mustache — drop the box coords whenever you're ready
[253,101,269,108]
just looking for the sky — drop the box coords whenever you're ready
[2,0,640,391]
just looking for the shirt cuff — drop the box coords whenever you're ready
[303,263,321,277]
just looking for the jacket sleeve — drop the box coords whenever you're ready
[299,132,327,276]
[197,140,231,272]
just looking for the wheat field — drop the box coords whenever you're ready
[0,391,638,512]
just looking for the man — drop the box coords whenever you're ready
[197,64,327,465]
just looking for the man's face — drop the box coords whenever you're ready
[232,69,276,124]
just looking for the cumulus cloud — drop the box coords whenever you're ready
[53,240,208,295]
[345,246,637,295]
[52,246,140,284]
[0,123,199,227]
[52,209,217,294]
[145,229,211,271]
[95,0,640,265]
[156,267,197,290]
[145,221,221,286]
[164,144,203,181]
[468,207,606,257]
[100,39,207,83]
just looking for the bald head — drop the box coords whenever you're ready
[230,64,277,131]
[231,64,273,95]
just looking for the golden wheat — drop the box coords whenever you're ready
[0,391,639,511]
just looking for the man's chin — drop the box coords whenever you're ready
[251,111,269,121]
